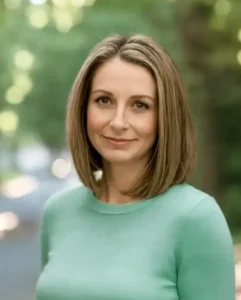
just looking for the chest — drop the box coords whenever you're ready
[36,212,179,300]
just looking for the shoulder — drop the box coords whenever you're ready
[164,183,221,218]
[167,184,232,246]
[42,184,89,218]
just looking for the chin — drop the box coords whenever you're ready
[100,151,136,163]
[101,151,148,166]
[102,155,133,164]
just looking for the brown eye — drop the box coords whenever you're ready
[96,97,110,104]
[134,102,149,109]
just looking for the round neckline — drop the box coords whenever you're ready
[87,189,158,215]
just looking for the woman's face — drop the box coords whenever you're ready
[87,57,158,167]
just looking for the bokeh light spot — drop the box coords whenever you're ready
[53,9,74,32]
[27,6,50,28]
[237,29,241,43]
[29,0,46,5]
[5,86,25,104]
[0,110,19,133]
[2,176,39,198]
[236,50,241,66]
[52,159,71,178]
[215,0,231,15]
[14,50,35,71]
[4,0,21,10]
[52,0,68,7]
[0,212,19,231]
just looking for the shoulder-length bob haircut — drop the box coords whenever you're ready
[66,34,196,199]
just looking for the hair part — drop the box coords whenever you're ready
[66,33,196,199]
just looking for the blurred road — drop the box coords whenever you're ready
[0,174,80,300]
[0,234,40,300]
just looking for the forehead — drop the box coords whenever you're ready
[91,57,156,95]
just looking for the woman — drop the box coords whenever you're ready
[36,34,235,300]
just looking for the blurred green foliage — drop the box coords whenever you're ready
[0,0,241,229]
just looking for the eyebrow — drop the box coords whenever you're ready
[91,89,154,101]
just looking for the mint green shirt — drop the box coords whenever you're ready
[36,183,235,300]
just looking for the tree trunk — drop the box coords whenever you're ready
[175,3,222,204]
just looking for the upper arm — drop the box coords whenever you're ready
[177,196,235,300]
[40,194,57,270]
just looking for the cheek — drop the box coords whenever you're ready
[87,107,102,132]
[135,114,157,139]
[87,106,107,135]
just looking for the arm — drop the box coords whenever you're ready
[39,193,58,270]
[177,196,235,300]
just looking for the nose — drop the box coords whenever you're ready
[110,106,129,132]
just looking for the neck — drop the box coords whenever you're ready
[99,161,147,204]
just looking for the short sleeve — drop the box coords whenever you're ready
[177,196,235,300]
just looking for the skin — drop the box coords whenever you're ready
[236,263,241,300]
[87,57,158,204]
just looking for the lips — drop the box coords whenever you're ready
[104,137,134,142]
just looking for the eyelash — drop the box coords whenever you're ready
[95,97,110,105]
[95,97,150,110]
[134,102,149,110]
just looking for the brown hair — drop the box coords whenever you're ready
[66,34,196,199]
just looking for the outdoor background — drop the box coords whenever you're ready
[0,0,241,299]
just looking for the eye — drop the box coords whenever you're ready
[95,96,111,104]
[134,101,149,110]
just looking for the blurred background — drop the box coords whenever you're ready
[0,0,241,299]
